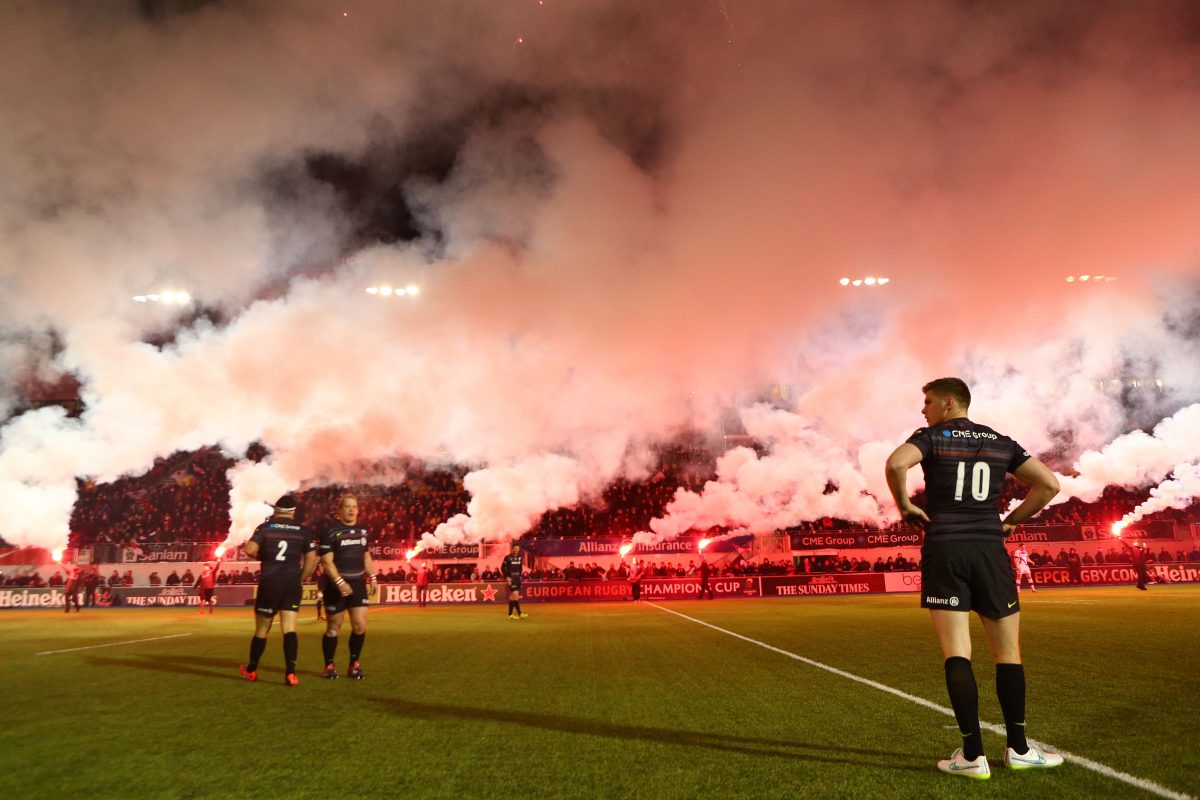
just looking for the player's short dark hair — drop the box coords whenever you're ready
[922,377,971,407]
[274,494,298,512]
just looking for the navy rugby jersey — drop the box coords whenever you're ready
[319,523,370,580]
[250,517,316,579]
[906,418,1030,541]
[500,553,524,581]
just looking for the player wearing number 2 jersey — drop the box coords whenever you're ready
[886,378,1063,780]
[240,495,317,686]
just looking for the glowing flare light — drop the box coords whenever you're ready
[618,543,633,558]
[698,538,711,552]
[52,547,65,563]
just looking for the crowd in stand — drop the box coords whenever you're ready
[68,448,233,548]
[44,445,1200,560]
[295,470,468,542]
[6,542,1200,589]
[1021,545,1200,566]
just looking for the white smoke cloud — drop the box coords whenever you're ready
[418,454,588,548]
[634,405,890,545]
[1056,403,1200,504]
[1118,462,1200,528]
[1,2,1199,549]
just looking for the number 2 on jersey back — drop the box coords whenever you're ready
[954,461,990,502]
[275,540,288,561]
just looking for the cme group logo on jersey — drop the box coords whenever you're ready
[942,429,997,440]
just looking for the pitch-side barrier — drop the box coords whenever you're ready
[5,562,1199,609]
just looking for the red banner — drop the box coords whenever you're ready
[640,577,760,600]
[523,581,634,603]
[760,573,886,597]
[521,577,759,602]
[1031,562,1200,587]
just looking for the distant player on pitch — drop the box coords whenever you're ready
[501,542,528,619]
[318,493,377,679]
[240,495,317,686]
[194,561,221,614]
[1012,545,1036,593]
[886,378,1063,779]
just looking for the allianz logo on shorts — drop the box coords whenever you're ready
[925,595,960,607]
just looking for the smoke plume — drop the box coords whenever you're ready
[1,1,1199,549]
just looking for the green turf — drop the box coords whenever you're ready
[1,587,1197,799]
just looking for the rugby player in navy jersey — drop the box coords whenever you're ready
[500,542,528,619]
[319,494,377,679]
[240,495,318,686]
[886,378,1064,779]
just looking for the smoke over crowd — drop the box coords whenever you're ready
[1,1,1198,549]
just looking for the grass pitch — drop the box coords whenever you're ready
[2,587,1198,800]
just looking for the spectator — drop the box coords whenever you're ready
[1066,548,1083,585]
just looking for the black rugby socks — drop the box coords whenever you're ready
[996,663,1028,754]
[348,632,365,664]
[322,632,338,665]
[283,632,298,674]
[944,656,984,760]
[247,635,267,671]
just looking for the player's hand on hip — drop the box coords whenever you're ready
[899,504,930,528]
[1001,522,1016,537]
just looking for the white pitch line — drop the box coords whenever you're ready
[646,603,1192,800]
[36,632,192,656]
[1031,600,1096,605]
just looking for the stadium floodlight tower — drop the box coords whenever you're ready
[1065,274,1117,283]
[839,276,890,287]
[365,284,421,298]
[132,290,192,304]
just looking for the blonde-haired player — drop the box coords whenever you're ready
[319,494,377,679]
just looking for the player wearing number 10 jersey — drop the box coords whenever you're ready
[240,495,317,686]
[886,378,1063,780]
